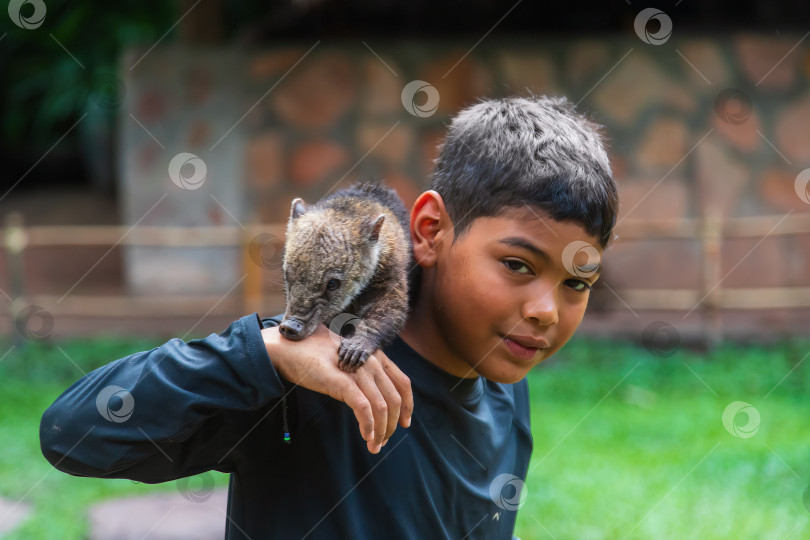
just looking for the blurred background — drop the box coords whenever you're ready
[1,1,809,539]
[2,0,810,343]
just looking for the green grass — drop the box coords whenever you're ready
[515,339,810,540]
[1,337,808,539]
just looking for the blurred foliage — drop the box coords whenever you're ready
[1,1,177,148]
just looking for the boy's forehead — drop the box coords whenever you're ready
[493,206,599,243]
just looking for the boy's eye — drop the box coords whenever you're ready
[565,279,591,292]
[504,260,532,275]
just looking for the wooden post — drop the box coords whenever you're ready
[242,225,263,316]
[4,212,28,347]
[700,208,723,347]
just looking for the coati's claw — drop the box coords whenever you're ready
[338,338,374,372]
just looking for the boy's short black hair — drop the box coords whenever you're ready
[429,95,618,248]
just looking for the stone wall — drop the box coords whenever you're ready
[119,35,810,336]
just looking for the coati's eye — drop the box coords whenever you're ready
[326,278,341,291]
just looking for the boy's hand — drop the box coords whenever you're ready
[261,325,413,454]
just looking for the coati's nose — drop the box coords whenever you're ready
[279,318,304,340]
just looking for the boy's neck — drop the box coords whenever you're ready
[399,300,479,380]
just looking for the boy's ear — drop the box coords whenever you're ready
[410,190,452,267]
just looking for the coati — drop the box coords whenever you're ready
[279,182,411,371]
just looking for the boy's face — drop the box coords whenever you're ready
[406,197,602,384]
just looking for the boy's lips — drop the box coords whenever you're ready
[501,333,550,361]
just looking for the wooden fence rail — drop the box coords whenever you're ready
[3,211,810,342]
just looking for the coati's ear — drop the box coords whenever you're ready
[368,214,385,242]
[290,198,308,220]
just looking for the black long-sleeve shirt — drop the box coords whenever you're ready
[40,313,533,539]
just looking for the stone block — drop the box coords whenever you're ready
[565,41,610,89]
[356,122,414,166]
[591,51,694,126]
[419,50,493,115]
[360,56,403,115]
[288,139,349,187]
[271,50,356,130]
[735,34,800,90]
[759,168,810,212]
[636,117,689,170]
[775,95,810,163]
[245,131,284,191]
[497,51,558,96]
[678,40,731,89]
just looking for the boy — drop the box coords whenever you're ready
[41,95,618,539]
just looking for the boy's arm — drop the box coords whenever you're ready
[40,314,412,482]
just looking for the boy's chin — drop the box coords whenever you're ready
[471,357,536,384]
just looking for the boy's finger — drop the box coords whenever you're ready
[371,362,401,442]
[379,354,413,428]
[354,371,388,449]
[340,384,375,444]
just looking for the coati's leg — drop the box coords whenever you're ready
[337,277,409,371]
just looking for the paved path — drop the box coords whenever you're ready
[0,497,31,537]
[88,489,228,540]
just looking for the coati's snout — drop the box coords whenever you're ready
[278,317,305,340]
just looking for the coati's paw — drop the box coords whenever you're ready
[338,337,376,371]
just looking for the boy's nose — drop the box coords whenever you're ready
[522,287,559,326]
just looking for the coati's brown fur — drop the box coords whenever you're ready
[280,182,411,370]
